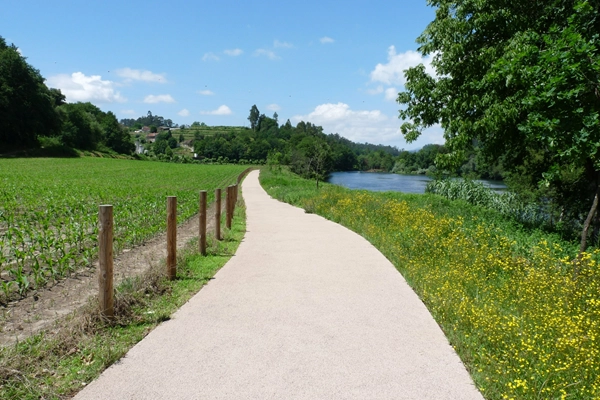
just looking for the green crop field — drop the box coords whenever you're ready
[0,158,248,302]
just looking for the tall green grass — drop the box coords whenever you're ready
[425,179,575,235]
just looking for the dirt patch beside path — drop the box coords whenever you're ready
[0,203,221,347]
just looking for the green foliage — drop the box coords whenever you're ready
[56,103,103,150]
[0,36,61,150]
[392,144,449,174]
[426,179,548,229]
[120,110,173,129]
[0,158,247,301]
[53,102,134,154]
[248,104,260,131]
[398,0,600,251]
[102,111,135,154]
[290,135,333,188]
[0,36,135,156]
[191,110,360,172]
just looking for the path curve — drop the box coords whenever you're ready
[75,170,483,399]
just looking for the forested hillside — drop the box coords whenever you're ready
[0,36,134,155]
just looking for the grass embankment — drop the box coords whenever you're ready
[0,188,247,399]
[260,167,599,400]
[0,158,248,301]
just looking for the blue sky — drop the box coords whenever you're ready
[2,0,441,150]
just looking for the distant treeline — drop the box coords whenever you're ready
[186,106,503,179]
[187,106,409,177]
[120,111,176,130]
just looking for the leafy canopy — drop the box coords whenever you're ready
[399,0,599,177]
[0,36,61,149]
[398,0,600,250]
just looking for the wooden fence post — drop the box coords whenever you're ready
[215,188,222,240]
[234,184,238,206]
[199,190,207,256]
[226,185,233,229]
[98,205,114,318]
[167,196,177,280]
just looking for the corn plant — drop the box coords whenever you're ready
[0,158,248,302]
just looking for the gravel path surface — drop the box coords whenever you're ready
[75,170,483,400]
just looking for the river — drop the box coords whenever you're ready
[327,171,506,194]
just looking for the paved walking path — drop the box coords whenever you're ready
[75,170,483,400]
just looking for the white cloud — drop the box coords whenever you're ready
[200,105,232,115]
[370,46,435,86]
[203,52,220,61]
[143,94,175,104]
[178,109,190,117]
[292,102,444,150]
[366,85,400,102]
[116,68,165,83]
[47,72,126,103]
[198,89,215,96]
[254,49,280,60]
[274,40,293,48]
[293,103,392,143]
[385,87,398,102]
[266,104,281,111]
[367,85,384,95]
[320,37,335,44]
[224,48,243,56]
[121,109,136,115]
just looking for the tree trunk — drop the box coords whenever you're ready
[580,172,600,255]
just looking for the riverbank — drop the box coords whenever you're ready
[261,167,599,400]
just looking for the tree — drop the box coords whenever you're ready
[55,103,133,154]
[102,111,134,154]
[153,139,168,155]
[0,36,61,150]
[56,103,103,150]
[248,105,260,131]
[290,136,333,188]
[398,0,600,253]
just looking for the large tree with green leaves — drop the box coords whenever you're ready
[0,36,61,150]
[290,135,333,188]
[56,102,134,154]
[248,105,260,131]
[398,0,600,252]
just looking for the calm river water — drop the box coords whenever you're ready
[327,171,506,194]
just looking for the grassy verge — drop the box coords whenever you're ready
[260,167,599,400]
[0,202,246,399]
